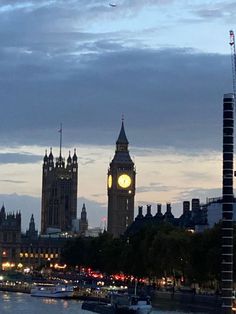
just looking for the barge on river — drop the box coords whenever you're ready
[30,284,74,298]
[82,294,152,314]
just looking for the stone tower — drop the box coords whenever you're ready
[26,214,38,240]
[79,203,88,236]
[41,145,78,234]
[107,120,136,237]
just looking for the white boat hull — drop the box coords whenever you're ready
[110,293,152,314]
[31,285,74,298]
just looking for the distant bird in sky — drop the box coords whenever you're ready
[109,3,117,7]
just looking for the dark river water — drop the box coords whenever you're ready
[0,291,211,314]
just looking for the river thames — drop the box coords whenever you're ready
[0,291,213,314]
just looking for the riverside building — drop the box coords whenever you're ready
[126,199,208,236]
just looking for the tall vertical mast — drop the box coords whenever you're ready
[230,30,236,102]
[59,123,62,157]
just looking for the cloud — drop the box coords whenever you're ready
[194,8,224,19]
[0,0,230,231]
[0,0,231,153]
[190,1,236,22]
[177,187,222,203]
[137,182,177,193]
[91,193,104,198]
[80,157,96,165]
[0,0,174,28]
[180,170,212,181]
[0,46,231,152]
[0,153,41,164]
[0,180,27,184]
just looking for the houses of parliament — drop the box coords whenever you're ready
[40,120,135,237]
[0,121,136,269]
[0,121,211,269]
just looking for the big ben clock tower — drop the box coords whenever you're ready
[107,120,136,237]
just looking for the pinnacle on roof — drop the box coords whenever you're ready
[43,149,48,162]
[49,147,53,159]
[116,120,129,145]
[67,150,72,162]
[30,214,34,222]
[73,148,77,161]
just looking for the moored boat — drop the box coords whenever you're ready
[111,293,152,314]
[30,284,74,298]
[82,294,152,314]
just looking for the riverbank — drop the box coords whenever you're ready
[0,282,109,302]
[0,282,223,313]
[151,290,222,313]
[0,282,30,293]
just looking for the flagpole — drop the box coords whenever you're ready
[59,123,62,157]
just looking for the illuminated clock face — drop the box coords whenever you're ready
[118,174,131,188]
[108,175,112,188]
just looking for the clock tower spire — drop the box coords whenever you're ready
[107,120,136,238]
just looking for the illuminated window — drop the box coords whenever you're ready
[19,253,23,258]
[50,254,54,258]
[30,254,33,258]
[45,254,48,258]
[24,253,28,258]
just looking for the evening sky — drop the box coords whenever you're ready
[0,0,235,230]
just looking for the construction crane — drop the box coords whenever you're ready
[229,30,236,100]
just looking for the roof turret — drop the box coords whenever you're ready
[43,150,48,163]
[49,147,53,161]
[73,148,77,162]
[67,151,72,164]
[82,203,86,212]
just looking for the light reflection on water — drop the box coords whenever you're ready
[0,291,208,314]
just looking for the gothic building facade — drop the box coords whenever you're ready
[0,206,66,269]
[41,147,78,234]
[107,121,136,237]
[0,205,21,267]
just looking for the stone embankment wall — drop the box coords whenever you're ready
[151,290,222,313]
